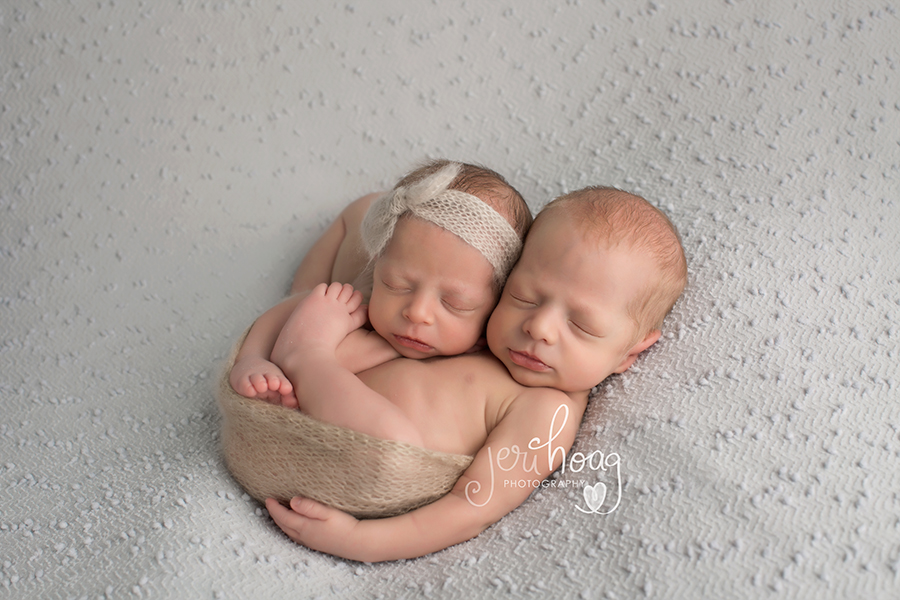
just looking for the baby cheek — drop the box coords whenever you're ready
[485,311,505,341]
[460,320,484,343]
[459,316,487,346]
[366,301,391,337]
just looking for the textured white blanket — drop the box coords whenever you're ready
[2,1,898,598]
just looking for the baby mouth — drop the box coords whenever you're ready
[394,334,434,353]
[508,349,550,371]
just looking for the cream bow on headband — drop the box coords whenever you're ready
[360,162,522,285]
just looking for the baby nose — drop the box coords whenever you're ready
[524,309,557,344]
[403,294,435,325]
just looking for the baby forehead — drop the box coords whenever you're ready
[512,234,658,300]
[528,213,663,272]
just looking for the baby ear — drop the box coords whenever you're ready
[613,329,661,374]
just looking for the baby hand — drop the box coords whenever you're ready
[265,497,359,557]
[271,282,368,365]
[229,356,296,406]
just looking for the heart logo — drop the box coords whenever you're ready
[583,482,607,513]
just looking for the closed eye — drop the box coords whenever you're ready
[510,293,536,306]
[571,321,601,337]
[443,299,476,313]
[381,280,409,293]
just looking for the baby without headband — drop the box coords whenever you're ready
[360,162,523,284]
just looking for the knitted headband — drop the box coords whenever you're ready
[360,162,523,285]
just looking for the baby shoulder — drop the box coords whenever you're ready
[504,387,584,435]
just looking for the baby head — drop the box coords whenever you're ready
[361,160,532,358]
[487,186,687,395]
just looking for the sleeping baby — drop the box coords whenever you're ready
[220,159,532,516]
[228,159,531,405]
[256,185,687,562]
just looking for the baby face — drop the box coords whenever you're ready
[368,216,498,358]
[487,213,659,393]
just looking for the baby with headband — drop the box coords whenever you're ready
[228,160,531,430]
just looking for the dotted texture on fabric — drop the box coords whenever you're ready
[1,0,898,598]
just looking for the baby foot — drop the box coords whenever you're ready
[230,355,295,405]
[270,282,368,366]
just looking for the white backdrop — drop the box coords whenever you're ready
[2,1,898,598]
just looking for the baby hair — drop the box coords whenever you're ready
[539,187,687,335]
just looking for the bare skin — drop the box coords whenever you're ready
[273,283,367,357]
[270,282,426,447]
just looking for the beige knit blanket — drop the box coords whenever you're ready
[216,333,474,519]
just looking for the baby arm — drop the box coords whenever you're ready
[229,292,399,407]
[334,328,400,374]
[266,389,582,562]
[270,283,422,446]
[291,192,382,296]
